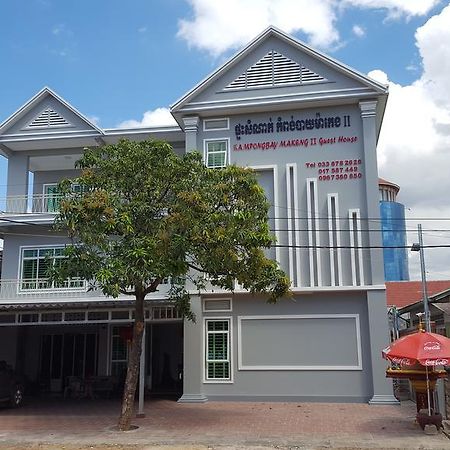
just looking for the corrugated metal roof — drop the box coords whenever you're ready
[0,298,168,312]
[386,280,450,308]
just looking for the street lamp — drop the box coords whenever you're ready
[411,224,431,332]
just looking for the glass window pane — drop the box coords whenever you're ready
[22,259,37,279]
[23,249,37,258]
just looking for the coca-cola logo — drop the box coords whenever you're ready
[391,357,413,365]
[424,341,441,351]
[424,358,449,366]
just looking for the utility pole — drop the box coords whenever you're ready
[411,224,431,332]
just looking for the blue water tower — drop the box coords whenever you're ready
[379,178,409,281]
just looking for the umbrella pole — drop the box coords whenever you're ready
[426,365,431,416]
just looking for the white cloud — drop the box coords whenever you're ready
[117,107,177,128]
[177,0,339,56]
[87,115,100,126]
[177,0,439,56]
[343,0,441,18]
[352,24,366,37]
[372,3,450,279]
[138,26,147,33]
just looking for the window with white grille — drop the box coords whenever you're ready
[205,140,228,169]
[20,247,85,291]
[205,319,231,381]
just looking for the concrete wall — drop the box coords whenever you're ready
[198,292,374,401]
[195,102,379,289]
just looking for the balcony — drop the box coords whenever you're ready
[0,194,62,215]
[0,279,172,304]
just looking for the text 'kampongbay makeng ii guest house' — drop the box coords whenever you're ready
[0,27,397,405]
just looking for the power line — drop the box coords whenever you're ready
[0,217,52,228]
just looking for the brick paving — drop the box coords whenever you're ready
[0,398,449,449]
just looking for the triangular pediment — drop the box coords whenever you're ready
[0,87,103,137]
[224,50,327,91]
[171,27,387,121]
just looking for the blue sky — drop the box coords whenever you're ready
[0,0,442,126]
[1,0,450,279]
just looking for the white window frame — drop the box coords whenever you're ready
[203,138,230,169]
[42,182,82,213]
[18,244,87,293]
[203,118,230,132]
[203,316,233,383]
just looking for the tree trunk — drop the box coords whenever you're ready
[117,292,145,431]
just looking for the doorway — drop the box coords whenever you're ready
[148,322,183,396]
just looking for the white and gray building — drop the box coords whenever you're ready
[0,27,397,404]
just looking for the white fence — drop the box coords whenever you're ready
[0,279,172,302]
[0,194,62,214]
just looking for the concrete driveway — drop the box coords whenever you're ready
[0,398,448,449]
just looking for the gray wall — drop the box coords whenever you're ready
[200,292,373,402]
[196,103,372,288]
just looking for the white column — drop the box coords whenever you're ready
[136,326,146,417]
[182,116,200,154]
[359,101,384,285]
[178,295,207,403]
[360,101,398,405]
[6,153,29,213]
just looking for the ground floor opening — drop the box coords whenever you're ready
[0,306,184,401]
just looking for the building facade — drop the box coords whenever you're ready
[379,178,409,281]
[0,28,397,404]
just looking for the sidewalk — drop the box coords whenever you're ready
[0,398,448,449]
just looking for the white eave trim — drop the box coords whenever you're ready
[170,26,388,113]
[0,130,103,144]
[177,89,382,114]
[103,125,182,135]
[190,284,386,296]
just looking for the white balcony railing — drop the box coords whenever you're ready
[0,194,62,214]
[0,279,172,303]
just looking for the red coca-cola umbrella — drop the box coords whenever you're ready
[382,330,450,367]
[382,329,450,416]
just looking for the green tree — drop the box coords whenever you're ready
[53,139,290,430]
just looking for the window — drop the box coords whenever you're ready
[205,319,231,381]
[205,140,228,168]
[20,246,85,291]
[43,183,83,213]
[111,326,129,378]
[43,184,60,213]
[203,118,229,131]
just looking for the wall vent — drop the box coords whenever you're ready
[225,51,326,90]
[27,108,71,129]
[203,298,232,312]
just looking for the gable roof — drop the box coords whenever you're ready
[386,280,450,308]
[0,87,104,136]
[171,26,388,114]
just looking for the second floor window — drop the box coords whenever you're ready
[43,183,83,213]
[205,140,228,169]
[20,246,84,291]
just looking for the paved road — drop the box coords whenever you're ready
[0,398,448,449]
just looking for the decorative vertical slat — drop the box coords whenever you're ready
[306,178,321,287]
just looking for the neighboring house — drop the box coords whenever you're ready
[379,178,409,281]
[0,27,397,404]
[386,282,450,337]
[386,280,450,338]
[386,281,450,309]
